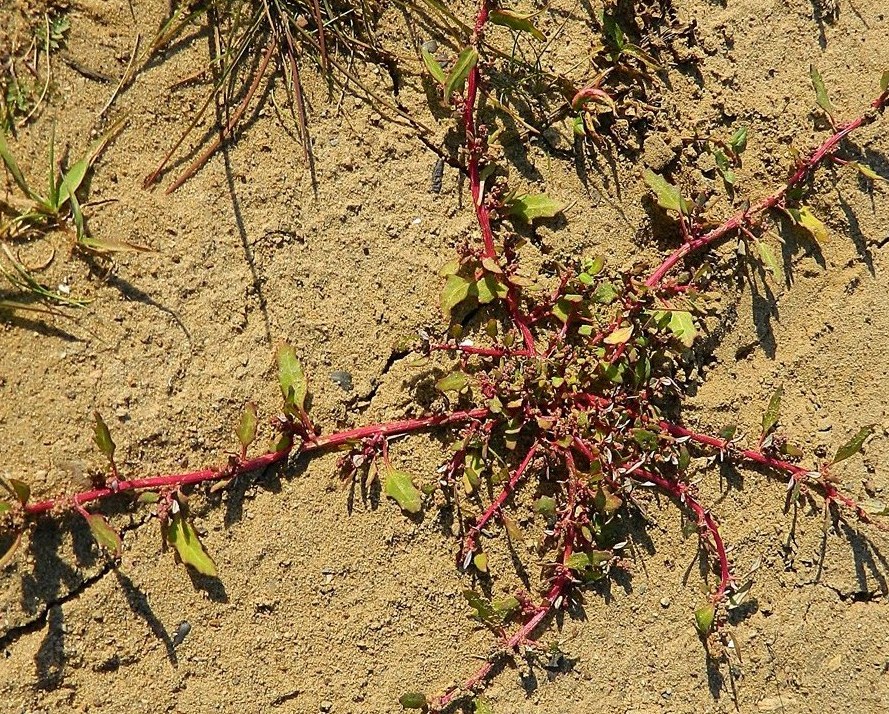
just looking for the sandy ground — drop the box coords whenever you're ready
[1,0,889,712]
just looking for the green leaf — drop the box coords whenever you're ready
[694,602,716,636]
[86,513,122,557]
[421,47,446,85]
[57,158,89,209]
[490,9,545,41]
[712,148,736,187]
[667,310,697,348]
[756,240,783,281]
[0,501,10,515]
[492,595,519,617]
[728,126,748,154]
[0,130,37,199]
[2,478,30,505]
[832,425,874,464]
[399,692,428,710]
[235,402,258,452]
[436,371,469,393]
[137,491,159,504]
[809,65,834,120]
[77,236,153,254]
[592,282,618,304]
[475,273,508,304]
[277,343,308,415]
[790,206,829,243]
[762,386,783,436]
[164,511,217,576]
[473,552,489,572]
[463,589,498,623]
[383,465,423,514]
[850,161,884,181]
[93,411,116,462]
[534,495,556,518]
[440,273,473,316]
[445,46,478,98]
[502,514,523,542]
[473,697,495,714]
[632,428,659,450]
[642,169,688,214]
[505,193,563,223]
[604,324,633,345]
[881,70,889,92]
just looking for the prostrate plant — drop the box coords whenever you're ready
[2,3,888,711]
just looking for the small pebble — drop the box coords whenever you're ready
[660,597,671,608]
[320,701,333,712]
[330,371,353,392]
[173,621,191,647]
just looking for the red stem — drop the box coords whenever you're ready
[23,408,490,517]
[431,565,571,712]
[462,441,539,557]
[646,88,889,287]
[634,467,732,600]
[660,421,808,478]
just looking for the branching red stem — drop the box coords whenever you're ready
[23,408,491,517]
[462,441,539,557]
[646,87,889,286]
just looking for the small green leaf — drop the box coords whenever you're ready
[694,602,716,636]
[57,158,89,208]
[421,47,446,85]
[436,371,469,393]
[473,697,495,714]
[399,692,428,709]
[712,148,736,187]
[809,65,834,120]
[383,466,423,514]
[534,495,557,518]
[473,552,489,572]
[790,206,829,243]
[164,511,217,576]
[93,411,116,462]
[762,386,783,437]
[475,273,508,304]
[0,130,37,199]
[642,169,688,214]
[604,325,633,345]
[728,126,748,154]
[236,402,259,452]
[492,595,519,616]
[502,514,523,542]
[881,70,889,92]
[463,589,498,623]
[756,240,783,281]
[592,282,618,304]
[77,236,153,254]
[505,193,563,223]
[719,424,738,441]
[445,46,478,98]
[2,478,30,505]
[850,162,884,182]
[277,343,308,415]
[667,310,696,348]
[490,9,545,41]
[832,425,874,464]
[441,273,473,316]
[137,491,160,504]
[86,513,122,557]
[632,428,659,450]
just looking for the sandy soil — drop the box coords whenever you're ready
[1,1,889,712]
